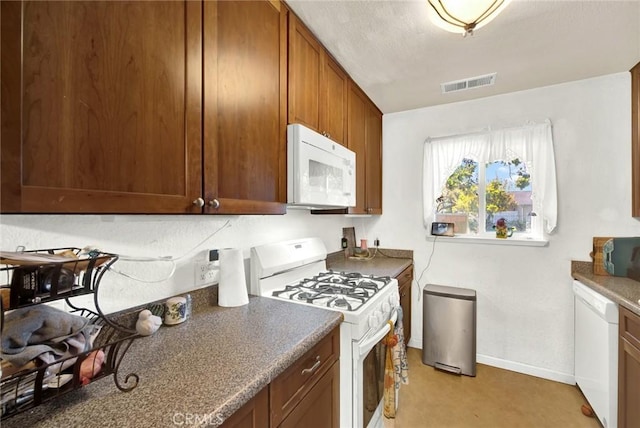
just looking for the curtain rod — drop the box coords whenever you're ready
[426,118,551,143]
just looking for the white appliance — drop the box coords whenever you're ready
[250,238,400,428]
[287,123,356,209]
[573,280,618,428]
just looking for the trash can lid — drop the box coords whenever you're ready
[423,284,476,300]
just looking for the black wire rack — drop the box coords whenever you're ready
[0,248,140,420]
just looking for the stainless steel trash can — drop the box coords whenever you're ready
[422,284,477,376]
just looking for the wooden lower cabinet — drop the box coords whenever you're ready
[278,361,339,428]
[270,326,340,427]
[220,387,269,428]
[619,305,640,428]
[223,326,340,428]
[396,265,413,344]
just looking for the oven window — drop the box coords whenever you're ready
[362,339,387,427]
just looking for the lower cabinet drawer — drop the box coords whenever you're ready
[621,305,640,349]
[270,325,340,427]
[278,361,340,428]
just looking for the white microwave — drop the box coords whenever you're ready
[287,123,356,209]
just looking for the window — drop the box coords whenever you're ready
[423,121,557,240]
[436,158,534,236]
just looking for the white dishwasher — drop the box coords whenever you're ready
[573,280,619,428]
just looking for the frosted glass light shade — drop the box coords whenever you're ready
[427,0,512,36]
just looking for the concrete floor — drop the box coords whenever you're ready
[384,347,603,428]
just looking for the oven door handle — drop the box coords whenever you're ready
[357,308,398,358]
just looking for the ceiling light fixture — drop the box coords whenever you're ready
[427,0,512,37]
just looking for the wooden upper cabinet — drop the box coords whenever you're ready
[1,0,288,215]
[288,13,347,147]
[1,1,203,213]
[365,99,383,214]
[320,56,348,146]
[347,81,383,214]
[347,83,368,214]
[632,62,640,217]
[203,0,287,214]
[288,14,322,132]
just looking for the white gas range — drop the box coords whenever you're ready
[250,237,400,428]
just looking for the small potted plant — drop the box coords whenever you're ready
[493,217,515,239]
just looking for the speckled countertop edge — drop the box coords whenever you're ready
[4,296,343,428]
[326,248,413,278]
[572,260,640,316]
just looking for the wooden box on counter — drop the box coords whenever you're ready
[593,237,613,276]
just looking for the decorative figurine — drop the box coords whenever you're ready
[136,309,162,336]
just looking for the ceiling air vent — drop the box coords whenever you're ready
[441,73,497,94]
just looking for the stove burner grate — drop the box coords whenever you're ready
[271,270,392,311]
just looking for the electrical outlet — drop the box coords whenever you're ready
[195,261,219,286]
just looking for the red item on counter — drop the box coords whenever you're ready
[79,350,105,385]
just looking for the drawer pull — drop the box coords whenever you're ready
[301,356,321,375]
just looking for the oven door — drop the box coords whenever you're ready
[352,309,398,428]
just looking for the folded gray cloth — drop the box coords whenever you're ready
[1,305,93,366]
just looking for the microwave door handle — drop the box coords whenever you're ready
[356,309,399,357]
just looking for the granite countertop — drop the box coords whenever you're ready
[572,261,640,316]
[326,248,413,278]
[4,296,343,428]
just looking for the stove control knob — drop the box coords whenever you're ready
[381,302,391,313]
[389,293,400,306]
[368,311,382,328]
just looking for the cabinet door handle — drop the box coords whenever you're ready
[208,199,220,209]
[193,197,205,208]
[301,356,321,375]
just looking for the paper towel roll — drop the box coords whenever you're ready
[218,248,249,307]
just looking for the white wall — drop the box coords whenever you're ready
[0,211,353,313]
[360,72,640,383]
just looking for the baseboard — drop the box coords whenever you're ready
[407,337,422,349]
[407,340,575,385]
[476,354,575,385]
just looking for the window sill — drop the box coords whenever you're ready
[426,234,548,247]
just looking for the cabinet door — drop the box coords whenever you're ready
[1,1,203,213]
[288,13,322,133]
[279,362,340,428]
[347,82,368,214]
[365,100,383,214]
[270,326,340,426]
[220,386,269,428]
[619,306,640,428]
[320,56,348,146]
[631,62,640,217]
[203,0,287,215]
[397,265,413,344]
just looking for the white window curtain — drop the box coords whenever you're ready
[423,120,557,234]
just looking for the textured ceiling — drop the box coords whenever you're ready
[285,0,640,113]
